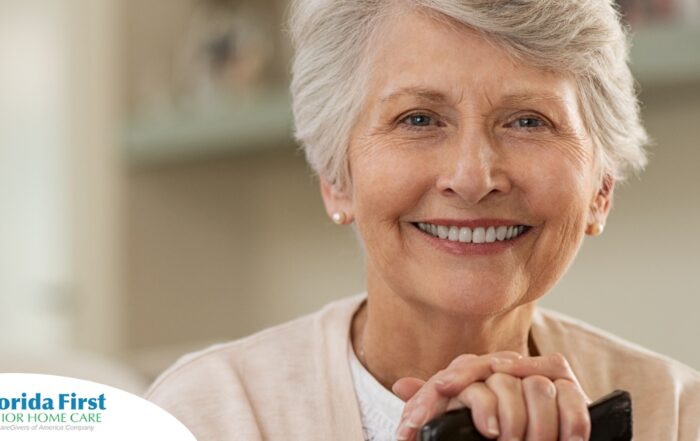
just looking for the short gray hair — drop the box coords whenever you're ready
[289,0,649,190]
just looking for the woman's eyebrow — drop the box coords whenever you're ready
[498,92,569,107]
[380,87,569,108]
[379,86,451,104]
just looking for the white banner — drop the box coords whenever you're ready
[0,373,196,440]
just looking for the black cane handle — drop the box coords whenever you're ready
[419,390,632,441]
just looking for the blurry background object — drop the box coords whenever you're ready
[124,0,291,164]
[616,0,700,85]
[174,1,275,107]
[0,0,699,393]
[617,0,700,26]
[617,0,676,26]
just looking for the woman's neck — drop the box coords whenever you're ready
[351,291,535,391]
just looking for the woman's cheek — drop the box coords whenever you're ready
[356,141,434,197]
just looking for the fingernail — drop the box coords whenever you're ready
[406,405,428,428]
[487,416,500,436]
[492,357,514,365]
[545,382,557,398]
[570,437,584,441]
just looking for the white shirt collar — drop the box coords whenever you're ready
[348,342,406,440]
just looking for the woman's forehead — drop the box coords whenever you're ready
[366,9,578,109]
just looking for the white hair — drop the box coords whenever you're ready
[289,0,649,190]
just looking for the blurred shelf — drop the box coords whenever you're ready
[630,25,700,86]
[123,89,294,165]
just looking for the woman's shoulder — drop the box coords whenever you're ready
[533,307,700,438]
[534,306,699,382]
[143,294,366,440]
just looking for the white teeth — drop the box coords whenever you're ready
[448,226,459,241]
[496,226,507,241]
[485,226,496,243]
[458,227,472,243]
[472,227,486,243]
[417,222,528,244]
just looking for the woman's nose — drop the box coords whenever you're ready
[435,128,512,205]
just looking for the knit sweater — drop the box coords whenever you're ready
[146,294,700,440]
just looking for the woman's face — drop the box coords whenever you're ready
[322,10,613,316]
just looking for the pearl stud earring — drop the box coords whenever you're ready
[331,211,347,225]
[587,222,604,236]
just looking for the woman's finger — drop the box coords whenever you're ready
[392,377,426,401]
[397,352,521,440]
[396,394,449,441]
[450,382,501,439]
[432,352,520,395]
[522,375,559,441]
[396,372,450,441]
[555,379,591,441]
[485,373,527,441]
[491,352,586,392]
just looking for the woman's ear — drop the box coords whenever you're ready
[586,174,615,235]
[320,177,354,224]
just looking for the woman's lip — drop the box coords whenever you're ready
[416,218,528,228]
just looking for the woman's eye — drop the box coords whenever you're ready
[510,116,549,130]
[400,113,437,129]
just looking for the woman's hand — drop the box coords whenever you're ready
[393,352,590,441]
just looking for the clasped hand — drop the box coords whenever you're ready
[393,352,591,441]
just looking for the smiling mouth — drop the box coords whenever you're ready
[412,222,531,244]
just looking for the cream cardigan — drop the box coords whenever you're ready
[146,294,700,440]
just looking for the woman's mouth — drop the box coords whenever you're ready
[413,222,531,244]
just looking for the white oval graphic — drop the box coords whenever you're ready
[0,373,196,440]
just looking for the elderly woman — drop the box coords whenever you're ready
[146,0,700,440]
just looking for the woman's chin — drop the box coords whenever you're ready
[413,286,527,319]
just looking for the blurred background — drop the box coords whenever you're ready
[0,0,698,394]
